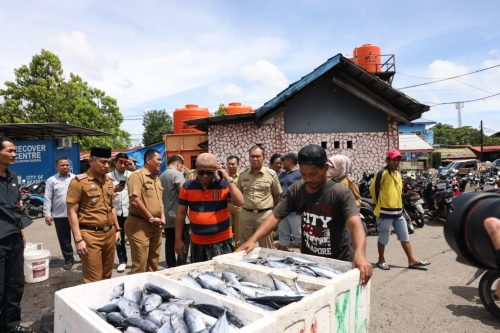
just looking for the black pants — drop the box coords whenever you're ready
[0,233,25,331]
[164,225,190,268]
[116,216,127,264]
[191,238,234,263]
[54,217,74,262]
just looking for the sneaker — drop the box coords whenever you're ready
[6,326,33,333]
[62,260,74,270]
[117,263,127,273]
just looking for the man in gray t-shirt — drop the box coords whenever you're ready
[237,144,372,285]
[159,155,187,267]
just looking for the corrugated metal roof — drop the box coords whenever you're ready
[0,123,108,139]
[254,54,429,121]
[470,146,500,153]
[399,134,434,152]
[434,147,476,159]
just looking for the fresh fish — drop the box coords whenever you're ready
[228,284,261,298]
[209,311,229,333]
[307,265,340,279]
[296,265,317,277]
[105,311,124,327]
[268,273,292,291]
[184,307,207,333]
[96,301,120,313]
[94,310,107,321]
[111,282,125,299]
[246,300,277,311]
[161,302,187,317]
[293,278,306,294]
[146,309,168,327]
[170,298,195,307]
[206,271,223,279]
[266,255,287,262]
[316,264,344,275]
[194,304,244,329]
[247,294,305,305]
[171,313,190,333]
[189,307,217,327]
[122,317,159,333]
[265,260,295,270]
[125,327,146,333]
[179,275,203,289]
[126,285,144,304]
[221,272,240,285]
[117,297,141,319]
[158,319,174,333]
[188,271,202,279]
[196,273,227,294]
[141,293,162,313]
[241,258,261,264]
[285,255,317,266]
[144,283,176,301]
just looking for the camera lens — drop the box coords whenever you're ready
[444,192,500,269]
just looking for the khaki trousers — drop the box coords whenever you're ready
[80,229,116,283]
[125,216,163,273]
[228,204,242,247]
[239,209,274,248]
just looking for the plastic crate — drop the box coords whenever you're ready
[54,272,270,333]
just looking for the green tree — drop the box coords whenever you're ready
[142,109,173,146]
[433,123,500,146]
[213,103,226,116]
[0,49,130,149]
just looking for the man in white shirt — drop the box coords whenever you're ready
[107,153,131,273]
[43,156,76,270]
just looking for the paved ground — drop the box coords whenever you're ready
[20,217,499,332]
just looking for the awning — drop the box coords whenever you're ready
[0,123,108,139]
[399,134,434,153]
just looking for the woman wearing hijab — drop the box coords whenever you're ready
[327,155,362,208]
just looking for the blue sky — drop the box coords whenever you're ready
[1,0,499,143]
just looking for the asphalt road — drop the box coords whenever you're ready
[20,217,499,332]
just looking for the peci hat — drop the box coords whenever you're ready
[386,149,402,159]
[298,144,327,165]
[90,147,112,158]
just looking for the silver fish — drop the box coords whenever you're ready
[241,258,261,264]
[144,283,176,301]
[221,272,240,285]
[190,307,217,327]
[285,255,317,266]
[179,275,203,289]
[125,327,146,333]
[162,303,187,317]
[141,293,162,313]
[184,307,207,333]
[266,255,287,262]
[265,260,295,270]
[105,311,124,327]
[293,278,306,294]
[96,301,120,314]
[146,309,169,327]
[117,297,141,319]
[296,265,317,277]
[239,281,271,289]
[158,319,174,333]
[196,273,227,294]
[122,317,159,333]
[228,284,261,298]
[307,265,340,279]
[268,273,292,291]
[111,282,125,300]
[194,304,244,329]
[170,298,195,307]
[171,313,190,333]
[246,300,277,311]
[126,285,143,304]
[209,311,229,333]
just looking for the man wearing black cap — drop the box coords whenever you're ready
[67,147,121,283]
[238,144,372,284]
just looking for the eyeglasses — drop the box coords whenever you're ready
[197,170,215,177]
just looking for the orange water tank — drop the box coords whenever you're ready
[353,44,381,73]
[173,104,210,134]
[225,102,253,115]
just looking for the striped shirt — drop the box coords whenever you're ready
[178,178,232,245]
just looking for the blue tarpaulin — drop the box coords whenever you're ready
[126,142,166,172]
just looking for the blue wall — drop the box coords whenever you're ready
[399,123,434,145]
[10,139,80,184]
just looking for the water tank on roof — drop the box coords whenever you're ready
[353,44,381,73]
[173,104,209,134]
[225,102,253,115]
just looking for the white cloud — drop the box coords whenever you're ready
[208,83,243,98]
[241,60,289,91]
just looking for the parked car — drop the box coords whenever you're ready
[487,158,500,174]
[439,159,478,177]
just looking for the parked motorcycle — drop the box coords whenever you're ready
[20,192,44,220]
[358,172,374,198]
[360,197,378,235]
[403,191,425,228]
[466,269,500,319]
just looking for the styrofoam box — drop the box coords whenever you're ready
[54,272,272,333]
[214,248,371,333]
[157,259,370,333]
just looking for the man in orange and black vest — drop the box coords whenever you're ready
[174,153,244,263]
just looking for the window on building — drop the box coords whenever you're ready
[321,141,327,149]
[334,141,340,149]
[347,140,353,149]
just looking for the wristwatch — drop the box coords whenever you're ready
[227,177,234,184]
[149,217,155,223]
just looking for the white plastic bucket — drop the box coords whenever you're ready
[24,242,43,252]
[24,249,51,283]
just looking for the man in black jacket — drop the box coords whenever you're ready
[0,136,32,333]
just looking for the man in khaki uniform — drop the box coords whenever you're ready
[227,155,242,246]
[67,147,121,283]
[237,146,281,248]
[125,149,165,273]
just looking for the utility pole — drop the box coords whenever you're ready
[455,102,464,127]
[480,120,484,162]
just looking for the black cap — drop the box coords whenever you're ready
[298,144,327,165]
[90,147,112,158]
